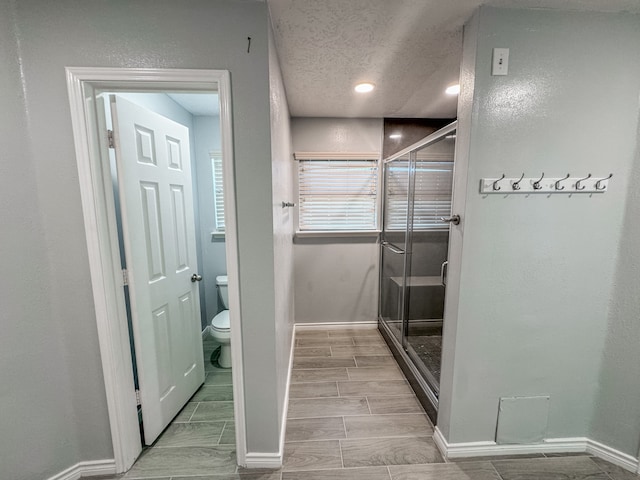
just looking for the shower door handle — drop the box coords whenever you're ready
[440,214,460,225]
[381,241,405,255]
[440,261,448,286]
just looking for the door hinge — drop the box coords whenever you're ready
[135,389,141,406]
[107,129,115,149]
[122,269,129,286]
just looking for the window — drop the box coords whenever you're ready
[210,151,225,232]
[296,153,379,232]
[385,157,453,231]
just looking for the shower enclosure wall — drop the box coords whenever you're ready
[378,121,457,420]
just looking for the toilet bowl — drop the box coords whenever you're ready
[210,275,232,368]
[211,310,231,368]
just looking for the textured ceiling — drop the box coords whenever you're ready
[268,0,640,118]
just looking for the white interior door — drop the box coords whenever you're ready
[110,95,205,444]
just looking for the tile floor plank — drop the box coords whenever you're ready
[192,385,234,401]
[281,466,391,480]
[154,421,226,448]
[353,337,388,346]
[297,337,355,347]
[340,436,443,468]
[295,331,330,339]
[289,382,339,399]
[491,456,609,480]
[123,445,236,478]
[286,416,346,442]
[288,397,369,418]
[291,368,349,384]
[354,355,398,367]
[205,371,233,385]
[173,473,281,480]
[331,346,392,356]
[591,457,640,480]
[294,347,332,357]
[282,440,343,471]
[344,414,432,439]
[367,395,425,415]
[327,328,381,337]
[294,357,356,369]
[190,401,235,422]
[173,402,198,422]
[219,422,236,445]
[389,461,501,480]
[347,366,404,381]
[337,380,413,397]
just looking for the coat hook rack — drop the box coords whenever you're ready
[555,174,570,191]
[533,172,545,190]
[480,173,611,194]
[595,173,613,191]
[575,173,592,191]
[493,173,506,191]
[512,173,525,191]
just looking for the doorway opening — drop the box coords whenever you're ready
[66,68,246,473]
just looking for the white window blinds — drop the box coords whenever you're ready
[385,160,453,231]
[297,156,379,231]
[211,151,225,232]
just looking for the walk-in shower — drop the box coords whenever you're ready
[378,121,457,420]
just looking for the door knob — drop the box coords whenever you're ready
[191,273,203,282]
[440,215,461,225]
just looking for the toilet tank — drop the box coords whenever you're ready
[216,275,229,309]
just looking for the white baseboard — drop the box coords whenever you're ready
[244,452,283,469]
[278,326,296,459]
[587,439,639,472]
[47,459,116,480]
[434,427,639,473]
[295,321,378,331]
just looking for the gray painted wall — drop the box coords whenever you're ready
[0,0,283,477]
[292,118,383,324]
[268,19,296,428]
[438,7,640,456]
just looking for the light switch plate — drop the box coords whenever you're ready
[492,48,509,76]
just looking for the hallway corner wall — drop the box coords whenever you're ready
[441,6,640,458]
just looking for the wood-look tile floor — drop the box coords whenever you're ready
[92,327,639,480]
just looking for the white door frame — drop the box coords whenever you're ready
[65,67,247,472]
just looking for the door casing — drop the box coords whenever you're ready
[66,67,246,472]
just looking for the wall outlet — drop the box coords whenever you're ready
[492,48,509,76]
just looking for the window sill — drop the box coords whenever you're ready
[295,230,381,239]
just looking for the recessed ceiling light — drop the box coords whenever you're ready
[446,84,460,95]
[389,133,402,139]
[355,82,375,93]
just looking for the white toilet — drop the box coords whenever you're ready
[210,275,232,369]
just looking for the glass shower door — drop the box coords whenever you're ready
[378,122,456,407]
[379,154,410,345]
[403,133,456,396]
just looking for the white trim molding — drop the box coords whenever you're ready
[65,67,246,472]
[47,460,116,480]
[295,321,378,331]
[244,453,284,469]
[434,427,640,473]
[294,151,379,161]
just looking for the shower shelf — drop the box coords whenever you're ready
[390,276,442,287]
